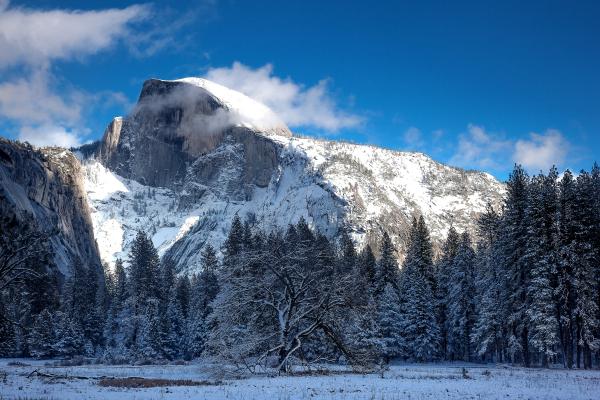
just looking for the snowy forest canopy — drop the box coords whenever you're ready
[0,164,599,371]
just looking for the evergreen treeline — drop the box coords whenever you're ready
[0,164,598,370]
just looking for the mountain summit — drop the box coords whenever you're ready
[80,77,505,273]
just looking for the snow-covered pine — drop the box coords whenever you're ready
[376,283,404,361]
[447,232,476,361]
[572,171,600,368]
[435,226,460,360]
[499,165,531,366]
[374,232,400,295]
[471,205,506,362]
[524,169,560,367]
[399,217,439,361]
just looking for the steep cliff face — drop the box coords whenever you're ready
[98,79,287,190]
[0,138,102,278]
[83,77,505,274]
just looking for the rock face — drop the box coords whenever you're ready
[82,77,506,274]
[0,138,102,279]
[98,79,285,191]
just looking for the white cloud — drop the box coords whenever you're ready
[0,69,83,126]
[205,62,362,132]
[402,126,424,149]
[449,124,571,174]
[18,125,83,148]
[513,129,569,172]
[0,2,149,68]
[0,1,152,147]
[432,129,444,140]
[449,124,513,170]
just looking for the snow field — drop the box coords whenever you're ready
[1,360,598,400]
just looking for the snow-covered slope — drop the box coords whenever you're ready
[167,77,291,138]
[82,77,505,273]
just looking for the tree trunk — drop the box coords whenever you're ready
[566,325,574,368]
[576,321,581,369]
[541,351,549,368]
[522,328,530,367]
[278,347,289,374]
[583,344,592,369]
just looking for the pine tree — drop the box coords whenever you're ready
[525,170,560,367]
[199,244,220,315]
[338,228,357,275]
[136,299,162,360]
[185,245,220,359]
[103,259,128,353]
[53,311,85,358]
[471,205,506,362]
[129,231,160,303]
[175,276,191,319]
[572,171,600,368]
[500,165,531,365]
[162,287,184,359]
[83,264,103,352]
[375,232,400,295]
[126,231,162,360]
[0,299,16,357]
[358,244,377,288]
[28,309,55,359]
[113,259,128,308]
[399,217,439,361]
[436,226,460,360]
[377,283,404,361]
[223,214,244,271]
[557,169,578,367]
[591,163,600,365]
[447,232,476,361]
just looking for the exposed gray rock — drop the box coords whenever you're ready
[0,138,102,279]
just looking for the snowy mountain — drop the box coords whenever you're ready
[81,77,505,273]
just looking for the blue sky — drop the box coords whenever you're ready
[0,0,598,179]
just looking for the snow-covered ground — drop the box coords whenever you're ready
[1,359,598,399]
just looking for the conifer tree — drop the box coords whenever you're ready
[525,170,560,367]
[500,165,531,365]
[572,171,600,368]
[471,205,506,362]
[53,311,84,357]
[358,244,377,288]
[338,228,357,275]
[377,283,404,361]
[447,232,476,361]
[399,217,439,361]
[28,309,55,358]
[436,226,460,359]
[129,231,160,303]
[375,232,399,295]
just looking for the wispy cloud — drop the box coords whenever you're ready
[18,125,86,148]
[0,1,195,147]
[449,123,571,174]
[450,124,513,171]
[205,62,363,133]
[402,126,424,150]
[0,2,149,69]
[513,129,569,172]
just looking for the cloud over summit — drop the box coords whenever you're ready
[205,62,363,133]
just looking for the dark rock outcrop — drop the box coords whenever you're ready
[96,79,282,191]
[0,138,102,279]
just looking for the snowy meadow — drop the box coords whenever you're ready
[1,360,599,400]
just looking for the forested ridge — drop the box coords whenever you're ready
[1,164,599,371]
